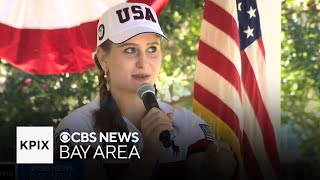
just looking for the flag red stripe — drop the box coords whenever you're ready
[194,82,242,140]
[241,51,282,179]
[204,0,240,47]
[257,38,266,60]
[198,40,242,98]
[0,21,97,74]
[243,132,264,180]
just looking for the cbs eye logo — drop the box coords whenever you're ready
[56,131,97,143]
[59,132,71,143]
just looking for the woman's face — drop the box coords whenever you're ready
[102,33,162,94]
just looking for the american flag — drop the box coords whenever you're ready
[193,0,282,179]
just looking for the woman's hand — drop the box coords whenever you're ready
[115,108,173,180]
[186,141,237,180]
[140,107,174,160]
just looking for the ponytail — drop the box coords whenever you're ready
[93,41,129,134]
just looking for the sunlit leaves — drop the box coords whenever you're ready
[157,0,204,108]
[281,0,320,161]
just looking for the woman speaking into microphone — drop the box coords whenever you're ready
[55,2,236,180]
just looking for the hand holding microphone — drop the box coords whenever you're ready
[137,83,173,157]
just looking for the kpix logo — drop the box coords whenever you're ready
[16,127,53,164]
[20,140,49,150]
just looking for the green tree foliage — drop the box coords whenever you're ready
[157,0,204,107]
[0,0,204,161]
[281,0,320,160]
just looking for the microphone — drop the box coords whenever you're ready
[137,83,171,148]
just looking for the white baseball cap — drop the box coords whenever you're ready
[93,2,167,58]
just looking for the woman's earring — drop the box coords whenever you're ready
[104,71,110,91]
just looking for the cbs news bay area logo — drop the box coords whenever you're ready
[16,127,141,164]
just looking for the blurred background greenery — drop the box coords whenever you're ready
[281,0,320,155]
[0,0,319,178]
[280,0,320,178]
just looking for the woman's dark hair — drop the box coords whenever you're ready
[93,40,129,134]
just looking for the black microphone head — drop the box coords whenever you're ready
[137,83,155,99]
